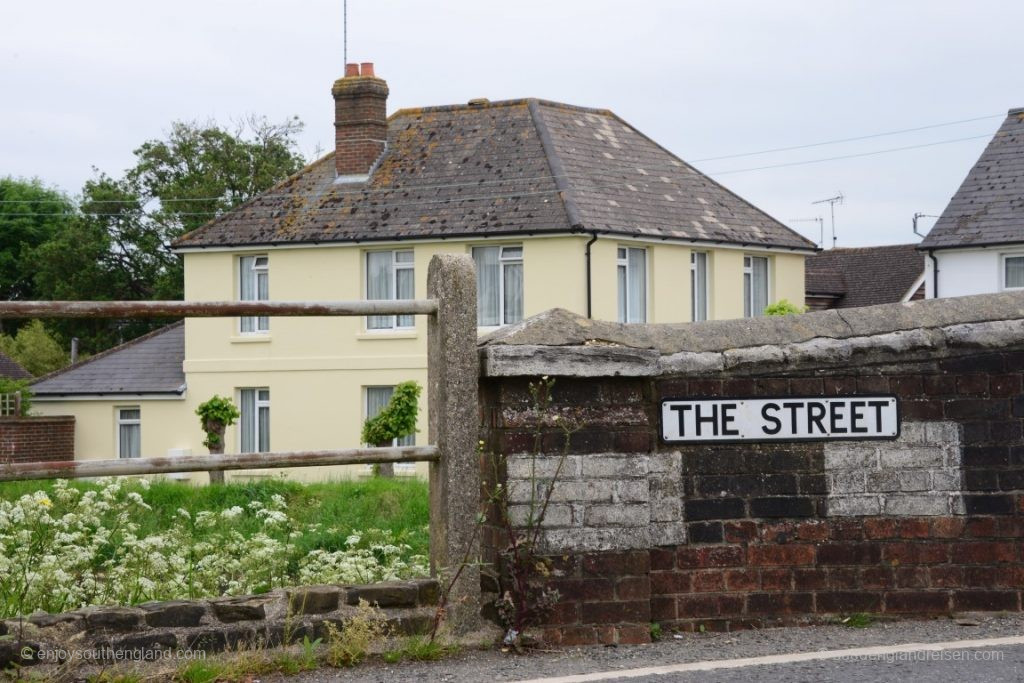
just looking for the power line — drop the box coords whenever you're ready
[691,114,1002,162]
[0,132,997,218]
[709,133,991,176]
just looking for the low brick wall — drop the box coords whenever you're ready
[0,579,438,669]
[479,295,1024,645]
[0,416,74,464]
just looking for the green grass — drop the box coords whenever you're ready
[0,476,430,558]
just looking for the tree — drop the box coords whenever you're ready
[0,178,75,314]
[0,320,68,376]
[31,116,306,353]
[196,395,241,485]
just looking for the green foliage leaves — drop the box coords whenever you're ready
[765,298,808,316]
[0,378,31,415]
[196,395,240,449]
[361,381,422,446]
[0,177,73,303]
[0,319,68,376]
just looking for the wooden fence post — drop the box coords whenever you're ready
[427,254,480,632]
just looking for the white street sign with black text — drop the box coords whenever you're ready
[661,396,899,443]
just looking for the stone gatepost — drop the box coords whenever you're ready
[426,254,481,632]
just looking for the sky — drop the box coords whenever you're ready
[2,0,1022,248]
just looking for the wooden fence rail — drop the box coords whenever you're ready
[0,300,438,318]
[0,446,440,481]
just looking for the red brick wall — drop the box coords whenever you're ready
[480,347,1024,645]
[0,416,75,464]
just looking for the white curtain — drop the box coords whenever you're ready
[751,256,768,316]
[503,262,523,324]
[692,253,708,321]
[1007,257,1024,289]
[240,256,256,333]
[396,265,414,328]
[256,268,269,332]
[240,389,255,453]
[366,251,393,329]
[474,247,500,326]
[618,262,628,322]
[258,391,270,452]
[628,248,646,323]
[118,409,140,459]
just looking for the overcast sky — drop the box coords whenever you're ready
[3,1,1021,248]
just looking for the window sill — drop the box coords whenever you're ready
[230,335,272,344]
[356,331,419,341]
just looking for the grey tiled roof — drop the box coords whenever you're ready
[806,244,925,308]
[0,351,30,380]
[920,109,1024,249]
[173,99,815,251]
[32,323,184,396]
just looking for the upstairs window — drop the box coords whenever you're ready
[239,388,270,453]
[1005,255,1024,290]
[366,250,415,330]
[691,251,709,322]
[239,255,269,334]
[116,407,141,459]
[474,246,523,327]
[617,247,647,323]
[743,255,769,317]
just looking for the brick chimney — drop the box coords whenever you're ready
[331,62,389,181]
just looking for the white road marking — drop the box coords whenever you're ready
[510,634,1024,682]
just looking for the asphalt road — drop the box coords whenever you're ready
[269,614,1024,683]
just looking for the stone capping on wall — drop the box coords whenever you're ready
[478,291,1024,377]
[0,579,438,669]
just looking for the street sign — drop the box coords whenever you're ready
[661,396,899,443]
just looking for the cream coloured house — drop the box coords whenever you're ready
[32,63,815,480]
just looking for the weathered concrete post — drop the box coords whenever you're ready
[426,254,481,632]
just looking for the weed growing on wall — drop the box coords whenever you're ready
[487,376,581,650]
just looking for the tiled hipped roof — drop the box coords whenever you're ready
[920,109,1024,249]
[805,244,925,308]
[31,323,185,396]
[173,100,815,251]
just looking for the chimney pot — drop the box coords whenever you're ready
[360,62,375,77]
[345,63,360,77]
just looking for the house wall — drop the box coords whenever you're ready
[31,399,197,473]
[39,237,805,479]
[925,247,1024,298]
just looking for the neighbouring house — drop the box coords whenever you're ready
[919,108,1024,297]
[0,351,30,382]
[804,244,925,311]
[32,62,815,481]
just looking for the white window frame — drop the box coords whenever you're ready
[239,255,269,334]
[690,251,709,322]
[743,254,770,318]
[617,246,648,323]
[473,245,524,328]
[1002,253,1024,291]
[365,250,415,331]
[239,387,271,453]
[116,406,141,460]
